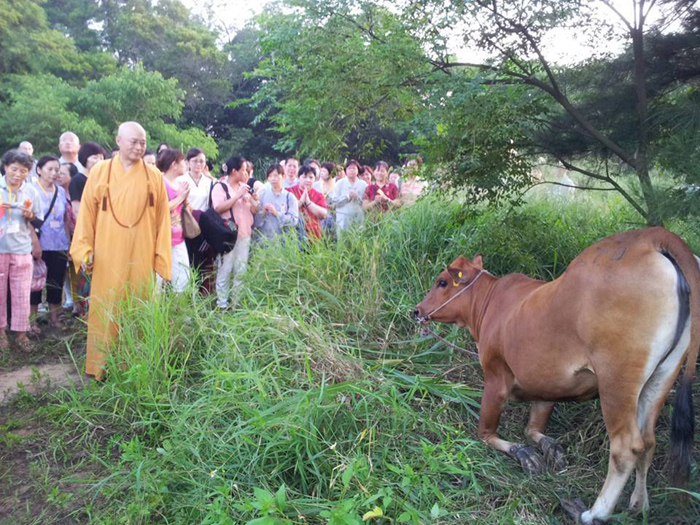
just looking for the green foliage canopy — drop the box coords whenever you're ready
[250,0,700,223]
[0,66,217,156]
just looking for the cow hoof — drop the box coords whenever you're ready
[561,497,586,522]
[561,498,605,524]
[540,436,567,471]
[510,444,544,475]
[627,492,649,513]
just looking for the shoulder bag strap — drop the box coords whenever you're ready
[44,186,59,221]
[210,180,236,223]
[222,181,235,223]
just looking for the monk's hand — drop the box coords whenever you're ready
[81,253,94,273]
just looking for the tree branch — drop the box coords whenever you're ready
[526,180,619,193]
[553,155,649,220]
[600,0,634,32]
[642,0,658,25]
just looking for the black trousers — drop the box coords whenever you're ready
[185,234,207,271]
[30,250,68,306]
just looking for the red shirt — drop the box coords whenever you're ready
[364,183,399,212]
[288,185,327,239]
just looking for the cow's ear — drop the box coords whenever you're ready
[472,254,483,269]
[447,267,469,285]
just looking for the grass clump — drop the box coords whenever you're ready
[44,194,699,524]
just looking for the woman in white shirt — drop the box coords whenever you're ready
[175,148,214,290]
[329,160,367,235]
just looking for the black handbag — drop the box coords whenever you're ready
[32,185,60,238]
[199,181,238,254]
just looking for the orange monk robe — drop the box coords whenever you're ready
[70,155,172,379]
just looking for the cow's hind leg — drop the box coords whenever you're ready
[525,401,566,470]
[629,322,690,513]
[479,370,544,475]
[580,387,645,524]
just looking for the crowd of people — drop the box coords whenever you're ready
[0,122,425,378]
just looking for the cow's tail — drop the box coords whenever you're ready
[655,228,700,487]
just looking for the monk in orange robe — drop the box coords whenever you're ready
[70,122,172,379]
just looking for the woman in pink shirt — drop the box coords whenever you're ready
[211,156,258,309]
[156,149,191,292]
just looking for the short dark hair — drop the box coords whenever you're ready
[321,162,335,173]
[1,150,33,171]
[299,164,316,178]
[156,149,185,173]
[78,142,106,169]
[374,161,389,172]
[157,142,170,153]
[186,148,204,161]
[37,155,60,171]
[304,158,320,167]
[222,155,246,175]
[266,163,283,177]
[284,156,299,165]
[144,150,155,157]
[345,159,361,171]
[60,162,79,179]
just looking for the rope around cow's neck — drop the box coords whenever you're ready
[426,269,487,319]
[419,269,489,360]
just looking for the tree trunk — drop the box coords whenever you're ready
[631,10,661,226]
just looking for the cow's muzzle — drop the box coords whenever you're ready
[413,308,430,324]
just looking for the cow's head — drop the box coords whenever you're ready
[414,255,485,327]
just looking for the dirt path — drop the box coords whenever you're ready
[0,319,86,405]
[0,362,82,405]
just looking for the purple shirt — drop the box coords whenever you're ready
[34,183,70,251]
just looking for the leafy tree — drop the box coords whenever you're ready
[41,0,231,132]
[213,26,282,162]
[251,2,428,160]
[251,0,700,224]
[0,0,96,77]
[0,67,217,157]
[43,0,103,52]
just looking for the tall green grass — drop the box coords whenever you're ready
[47,194,699,524]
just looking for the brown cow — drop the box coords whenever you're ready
[414,228,699,524]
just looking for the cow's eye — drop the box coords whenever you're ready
[438,279,447,288]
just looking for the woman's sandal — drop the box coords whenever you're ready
[16,338,32,353]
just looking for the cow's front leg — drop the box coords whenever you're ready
[479,370,544,475]
[525,401,566,471]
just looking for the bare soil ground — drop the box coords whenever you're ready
[0,316,106,525]
[0,317,85,406]
[0,401,108,525]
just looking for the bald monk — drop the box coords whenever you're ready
[58,131,84,173]
[70,122,172,379]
